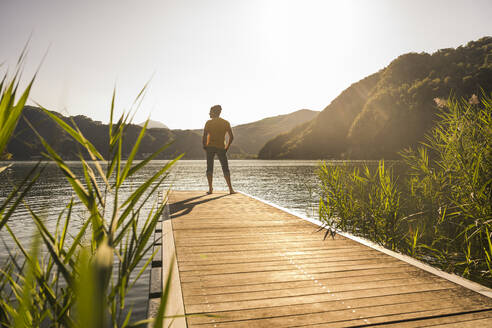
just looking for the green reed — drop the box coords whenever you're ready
[318,92,492,284]
[0,64,182,326]
[0,53,39,232]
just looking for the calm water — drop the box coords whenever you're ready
[167,160,321,217]
[0,159,326,320]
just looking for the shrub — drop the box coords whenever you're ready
[318,92,492,284]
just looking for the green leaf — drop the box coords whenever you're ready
[13,235,39,328]
[118,119,149,187]
[39,106,104,160]
[153,259,173,328]
[0,74,34,156]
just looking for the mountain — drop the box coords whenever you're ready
[138,119,168,129]
[193,109,319,157]
[259,74,380,159]
[259,36,492,159]
[7,107,203,160]
[232,109,319,155]
[6,107,318,160]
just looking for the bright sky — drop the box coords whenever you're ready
[1,0,491,129]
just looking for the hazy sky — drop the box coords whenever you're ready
[1,0,491,129]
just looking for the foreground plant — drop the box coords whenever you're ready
[0,52,40,232]
[0,83,182,326]
[318,92,492,284]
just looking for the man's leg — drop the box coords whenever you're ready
[206,148,215,194]
[218,149,235,194]
[206,173,213,194]
[224,173,234,194]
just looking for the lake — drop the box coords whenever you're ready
[0,159,326,321]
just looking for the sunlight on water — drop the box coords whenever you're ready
[0,159,326,319]
[166,160,321,218]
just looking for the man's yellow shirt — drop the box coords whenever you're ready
[204,117,231,149]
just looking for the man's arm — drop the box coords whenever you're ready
[202,128,208,149]
[202,122,209,149]
[225,125,234,151]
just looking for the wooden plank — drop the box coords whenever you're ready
[186,289,477,325]
[179,265,419,285]
[420,318,492,327]
[183,283,466,313]
[368,310,492,327]
[191,303,491,328]
[179,257,402,276]
[175,240,356,251]
[175,247,387,263]
[181,275,447,297]
[174,227,324,236]
[173,226,319,234]
[177,253,393,272]
[183,281,459,307]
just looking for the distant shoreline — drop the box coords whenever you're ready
[0,159,402,164]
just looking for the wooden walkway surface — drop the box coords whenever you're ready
[161,191,492,327]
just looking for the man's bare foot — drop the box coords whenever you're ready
[229,189,236,194]
[206,189,213,195]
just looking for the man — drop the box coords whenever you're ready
[202,104,235,194]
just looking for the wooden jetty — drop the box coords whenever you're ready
[150,191,492,327]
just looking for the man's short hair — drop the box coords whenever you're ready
[210,105,222,117]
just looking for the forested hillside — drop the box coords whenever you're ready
[6,106,203,160]
[193,109,319,156]
[259,36,492,159]
[5,107,318,160]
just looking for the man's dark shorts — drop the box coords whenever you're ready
[206,147,230,175]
